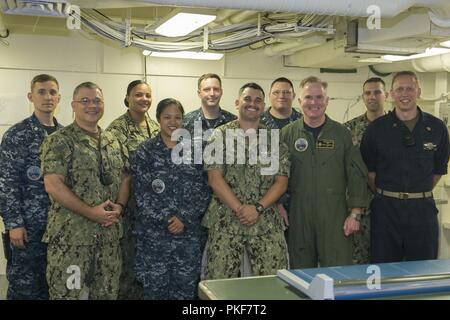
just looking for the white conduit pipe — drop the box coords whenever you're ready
[141,0,417,18]
[374,53,450,73]
[0,13,9,38]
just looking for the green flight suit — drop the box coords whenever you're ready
[281,116,368,268]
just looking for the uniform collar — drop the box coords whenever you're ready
[298,115,330,132]
[123,110,151,135]
[30,112,61,132]
[72,120,106,144]
[390,106,424,124]
[198,107,227,121]
[266,107,300,121]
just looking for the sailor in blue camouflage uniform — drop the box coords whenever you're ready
[183,73,236,143]
[260,77,301,130]
[0,74,63,300]
[131,98,210,300]
[260,77,301,229]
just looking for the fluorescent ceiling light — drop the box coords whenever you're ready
[155,12,216,37]
[382,47,450,62]
[440,40,450,48]
[143,50,223,60]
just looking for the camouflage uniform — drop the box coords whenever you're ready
[183,107,237,139]
[203,120,290,279]
[40,121,126,300]
[130,134,210,299]
[106,111,159,299]
[344,113,372,264]
[260,107,302,221]
[0,113,62,300]
[184,107,237,274]
[260,107,302,129]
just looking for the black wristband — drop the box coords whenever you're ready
[254,202,264,214]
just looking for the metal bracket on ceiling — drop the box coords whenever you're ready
[124,8,132,47]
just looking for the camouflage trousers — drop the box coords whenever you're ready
[136,232,203,300]
[46,241,121,300]
[204,230,288,280]
[6,239,48,300]
[118,206,143,300]
[352,212,370,265]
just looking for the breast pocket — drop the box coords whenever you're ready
[416,149,435,173]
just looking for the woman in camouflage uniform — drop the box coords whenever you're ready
[106,80,159,299]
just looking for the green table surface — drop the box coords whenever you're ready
[198,275,450,300]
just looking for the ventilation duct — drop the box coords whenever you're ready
[0,0,69,17]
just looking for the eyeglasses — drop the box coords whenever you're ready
[271,90,293,96]
[73,97,104,107]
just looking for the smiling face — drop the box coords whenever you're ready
[269,81,295,113]
[28,80,60,116]
[390,74,421,113]
[71,87,104,127]
[198,77,223,109]
[299,82,328,124]
[236,87,265,122]
[158,103,183,141]
[126,83,152,114]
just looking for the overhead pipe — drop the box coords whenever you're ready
[374,53,450,73]
[0,13,9,38]
[264,35,327,57]
[141,0,417,18]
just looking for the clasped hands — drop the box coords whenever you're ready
[234,204,260,226]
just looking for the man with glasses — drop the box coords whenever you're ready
[260,77,302,231]
[360,71,449,263]
[40,82,130,299]
[260,77,301,129]
[344,77,388,264]
[282,76,368,268]
[0,74,63,299]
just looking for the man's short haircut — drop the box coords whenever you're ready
[363,77,386,90]
[73,82,103,99]
[238,82,265,98]
[300,76,328,90]
[391,71,420,88]
[156,98,184,122]
[270,77,294,91]
[197,73,222,90]
[30,74,59,91]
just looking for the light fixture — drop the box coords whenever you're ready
[155,12,216,37]
[0,0,69,17]
[143,50,223,60]
[382,47,450,62]
[440,40,450,48]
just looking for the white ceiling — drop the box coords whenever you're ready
[1,0,450,69]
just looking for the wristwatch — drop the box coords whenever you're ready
[254,202,265,215]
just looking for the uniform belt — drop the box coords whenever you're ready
[376,188,433,199]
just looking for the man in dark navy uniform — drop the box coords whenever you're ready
[360,71,449,263]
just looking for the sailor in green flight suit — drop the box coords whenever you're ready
[281,76,368,268]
